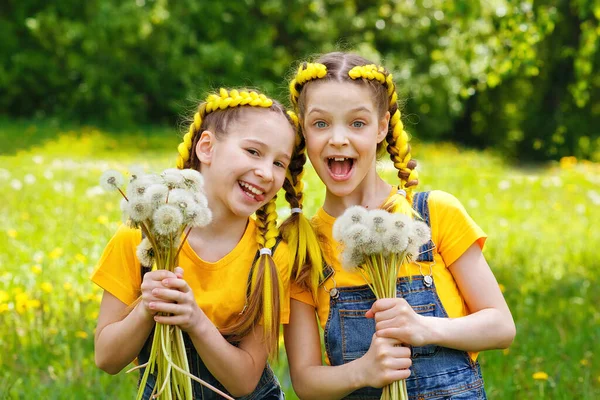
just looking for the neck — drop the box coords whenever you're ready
[192,192,248,243]
[322,171,392,218]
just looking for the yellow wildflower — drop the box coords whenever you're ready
[31,265,42,275]
[97,215,109,224]
[503,348,510,356]
[0,290,8,303]
[41,282,53,293]
[75,253,87,263]
[27,299,41,309]
[63,282,73,291]
[7,229,17,238]
[559,156,577,169]
[533,371,549,381]
[580,359,589,366]
[498,283,506,293]
[0,304,9,314]
[75,331,88,339]
[49,248,63,259]
[12,287,24,295]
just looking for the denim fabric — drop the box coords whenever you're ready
[137,331,284,400]
[324,276,486,400]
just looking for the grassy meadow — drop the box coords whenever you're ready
[0,119,599,399]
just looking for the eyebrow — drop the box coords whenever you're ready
[242,138,291,161]
[307,106,373,115]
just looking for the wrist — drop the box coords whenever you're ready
[349,357,368,390]
[423,315,445,346]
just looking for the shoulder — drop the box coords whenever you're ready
[426,190,467,212]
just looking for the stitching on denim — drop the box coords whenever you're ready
[419,377,483,399]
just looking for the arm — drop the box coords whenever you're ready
[284,299,411,400]
[371,243,516,351]
[94,269,178,374]
[151,268,269,397]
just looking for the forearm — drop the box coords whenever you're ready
[427,308,516,351]
[188,322,266,397]
[95,302,155,374]
[290,360,368,400]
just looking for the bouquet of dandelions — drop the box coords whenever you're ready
[332,206,431,400]
[100,168,233,400]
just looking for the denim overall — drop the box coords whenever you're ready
[137,260,284,399]
[323,192,487,400]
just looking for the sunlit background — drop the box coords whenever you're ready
[1,1,599,398]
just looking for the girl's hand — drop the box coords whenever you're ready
[140,269,179,318]
[358,334,412,388]
[150,267,208,333]
[366,298,432,347]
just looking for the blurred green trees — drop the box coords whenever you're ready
[1,0,598,160]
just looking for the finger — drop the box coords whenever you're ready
[390,345,412,359]
[152,287,184,303]
[365,309,374,319]
[375,318,401,332]
[149,301,182,315]
[146,270,177,282]
[174,267,184,278]
[376,327,406,341]
[153,314,187,326]
[161,277,190,293]
[369,298,398,314]
[386,356,413,371]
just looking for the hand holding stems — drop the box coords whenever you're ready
[357,333,412,389]
[145,267,209,333]
[366,298,432,347]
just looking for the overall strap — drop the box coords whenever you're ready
[412,191,435,262]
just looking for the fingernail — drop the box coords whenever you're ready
[162,279,169,286]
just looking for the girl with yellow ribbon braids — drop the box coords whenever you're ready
[93,88,297,399]
[284,52,515,399]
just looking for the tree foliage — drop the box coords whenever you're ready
[1,0,598,160]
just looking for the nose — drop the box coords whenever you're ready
[329,126,349,147]
[254,161,274,182]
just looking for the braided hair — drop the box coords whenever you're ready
[176,88,295,356]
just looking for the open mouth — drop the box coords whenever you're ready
[327,157,355,181]
[238,181,266,202]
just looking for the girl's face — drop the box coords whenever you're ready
[196,108,295,218]
[302,80,389,197]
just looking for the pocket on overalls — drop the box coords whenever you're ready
[339,309,376,363]
[410,303,439,358]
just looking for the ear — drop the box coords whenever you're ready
[195,130,216,165]
[377,111,391,144]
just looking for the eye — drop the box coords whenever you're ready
[314,121,328,129]
[246,148,259,156]
[274,161,287,169]
[351,121,365,128]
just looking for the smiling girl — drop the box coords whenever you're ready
[284,53,515,399]
[92,88,298,399]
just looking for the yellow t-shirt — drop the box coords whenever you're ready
[291,190,486,359]
[92,218,290,329]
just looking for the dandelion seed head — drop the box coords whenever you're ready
[332,217,351,242]
[153,204,183,235]
[190,206,212,227]
[180,169,205,191]
[128,198,153,222]
[341,247,365,272]
[145,184,169,206]
[161,168,186,189]
[384,231,409,254]
[195,192,208,207]
[412,221,431,247]
[342,223,369,249]
[128,165,146,181]
[168,188,195,210]
[127,175,159,199]
[99,170,125,191]
[136,238,155,267]
[120,198,130,223]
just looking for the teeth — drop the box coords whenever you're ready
[331,157,347,161]
[239,182,264,195]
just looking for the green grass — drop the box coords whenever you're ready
[0,120,599,399]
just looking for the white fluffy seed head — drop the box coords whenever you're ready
[99,170,125,191]
[120,198,130,223]
[383,231,409,255]
[127,175,160,199]
[161,168,186,189]
[153,204,184,235]
[136,238,155,267]
[145,184,169,207]
[128,198,153,222]
[167,188,195,210]
[180,169,205,191]
[412,220,432,248]
[195,192,208,208]
[185,204,212,227]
